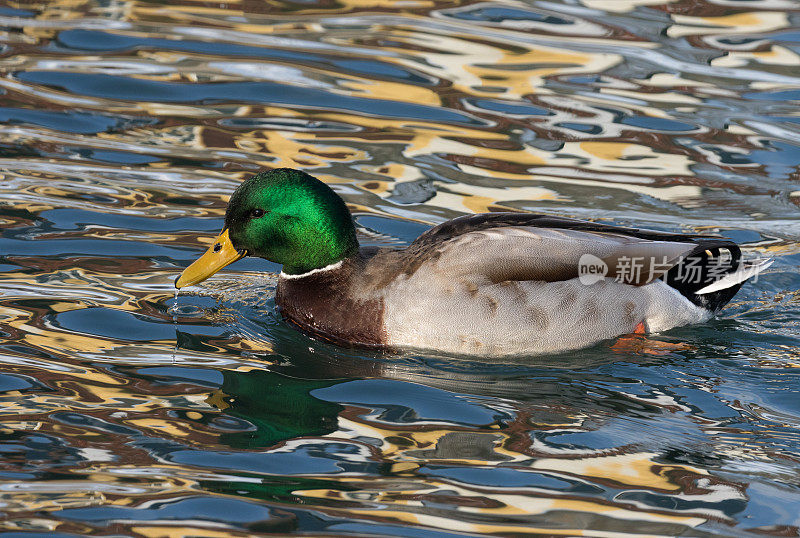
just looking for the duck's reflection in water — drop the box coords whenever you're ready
[190,335,747,535]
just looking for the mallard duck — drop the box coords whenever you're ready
[176,168,770,356]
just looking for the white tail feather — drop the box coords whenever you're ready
[695,258,773,295]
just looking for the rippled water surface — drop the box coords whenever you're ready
[1,0,800,535]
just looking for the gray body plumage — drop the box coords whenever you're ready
[377,226,709,355]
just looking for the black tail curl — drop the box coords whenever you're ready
[664,240,743,313]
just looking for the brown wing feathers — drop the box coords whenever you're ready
[405,213,742,311]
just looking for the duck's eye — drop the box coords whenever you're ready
[250,208,265,218]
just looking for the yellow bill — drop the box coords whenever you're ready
[175,229,245,289]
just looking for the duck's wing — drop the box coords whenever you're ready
[405,213,735,287]
[411,213,711,249]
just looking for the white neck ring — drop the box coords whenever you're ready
[279,260,344,280]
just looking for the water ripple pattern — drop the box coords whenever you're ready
[0,0,799,536]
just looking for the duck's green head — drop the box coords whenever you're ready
[175,168,358,288]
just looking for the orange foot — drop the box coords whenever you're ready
[611,322,692,355]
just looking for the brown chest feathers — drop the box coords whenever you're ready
[275,257,386,348]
